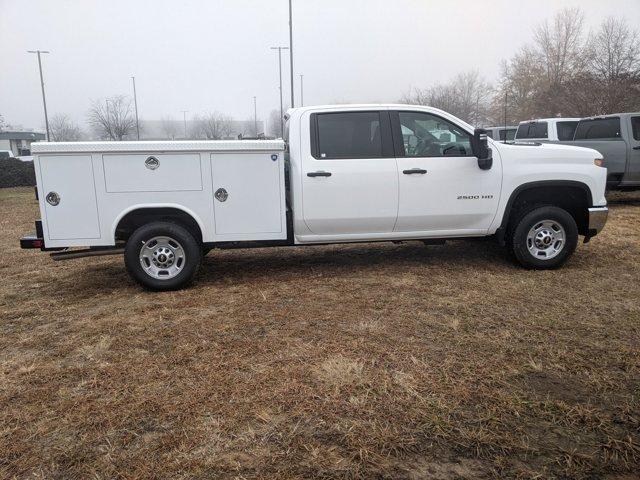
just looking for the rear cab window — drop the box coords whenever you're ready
[516,122,548,139]
[574,118,621,140]
[556,121,579,141]
[631,116,640,141]
[499,129,516,141]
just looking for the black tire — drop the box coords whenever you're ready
[124,221,202,290]
[510,205,578,269]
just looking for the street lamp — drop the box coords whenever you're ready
[270,46,289,138]
[131,76,140,140]
[253,96,258,137]
[288,0,294,108]
[27,50,51,141]
[299,74,304,107]
[181,110,188,139]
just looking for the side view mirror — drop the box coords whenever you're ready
[472,128,493,170]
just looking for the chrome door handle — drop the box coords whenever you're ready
[307,171,332,177]
[403,168,427,174]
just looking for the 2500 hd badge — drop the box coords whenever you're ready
[457,194,494,200]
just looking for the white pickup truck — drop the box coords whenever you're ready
[20,104,609,290]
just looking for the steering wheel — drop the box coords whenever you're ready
[441,143,462,156]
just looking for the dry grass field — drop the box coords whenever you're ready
[1,186,639,479]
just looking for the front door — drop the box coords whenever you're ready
[301,110,398,235]
[392,111,501,234]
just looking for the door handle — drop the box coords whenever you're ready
[307,171,332,177]
[633,146,640,150]
[403,168,427,175]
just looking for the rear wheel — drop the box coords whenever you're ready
[510,205,578,269]
[124,222,202,290]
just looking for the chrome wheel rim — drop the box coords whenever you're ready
[526,220,565,260]
[139,236,186,279]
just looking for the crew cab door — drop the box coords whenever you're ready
[300,110,398,235]
[391,111,500,234]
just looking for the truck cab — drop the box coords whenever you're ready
[20,104,609,290]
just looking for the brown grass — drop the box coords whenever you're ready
[1,186,639,479]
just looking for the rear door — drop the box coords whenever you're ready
[392,111,500,234]
[300,110,398,235]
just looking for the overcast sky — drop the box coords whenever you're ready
[1,0,639,131]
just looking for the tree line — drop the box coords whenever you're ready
[401,7,640,126]
[5,7,638,140]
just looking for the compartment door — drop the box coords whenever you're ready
[210,152,286,241]
[39,154,100,240]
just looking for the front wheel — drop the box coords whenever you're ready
[124,222,202,290]
[510,206,578,269]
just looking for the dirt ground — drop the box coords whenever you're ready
[1,187,639,479]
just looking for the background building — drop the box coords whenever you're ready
[0,131,46,156]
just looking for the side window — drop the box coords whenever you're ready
[397,112,472,157]
[486,130,494,139]
[506,128,516,141]
[517,122,548,139]
[574,118,621,140]
[557,121,578,141]
[631,116,640,141]
[315,112,382,159]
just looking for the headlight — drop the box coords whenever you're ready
[594,158,604,167]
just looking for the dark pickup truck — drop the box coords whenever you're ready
[559,113,640,189]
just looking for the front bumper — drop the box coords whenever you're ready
[587,206,608,236]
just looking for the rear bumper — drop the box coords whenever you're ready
[20,233,44,249]
[20,220,46,250]
[587,206,608,236]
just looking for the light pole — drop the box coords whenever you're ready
[288,0,294,108]
[253,96,258,137]
[270,46,289,138]
[299,74,304,107]
[131,76,140,140]
[181,110,188,139]
[27,50,51,141]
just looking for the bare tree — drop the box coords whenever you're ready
[491,46,546,124]
[401,70,492,125]
[0,114,6,133]
[587,17,639,80]
[49,114,82,141]
[534,7,586,87]
[87,95,136,140]
[160,116,180,140]
[192,112,233,140]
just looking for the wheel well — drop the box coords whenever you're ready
[500,183,591,240]
[115,208,203,243]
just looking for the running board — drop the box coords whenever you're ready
[51,248,124,261]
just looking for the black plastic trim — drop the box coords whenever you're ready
[495,180,594,244]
